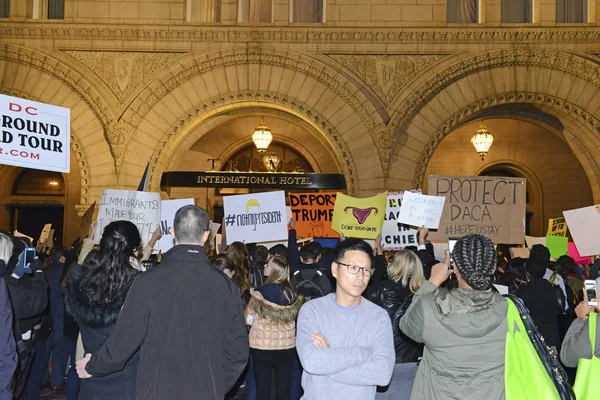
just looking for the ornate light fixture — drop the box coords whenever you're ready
[471,122,494,161]
[252,118,273,153]
[262,152,281,172]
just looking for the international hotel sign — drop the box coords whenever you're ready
[160,171,347,190]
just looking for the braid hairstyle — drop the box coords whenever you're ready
[452,234,497,290]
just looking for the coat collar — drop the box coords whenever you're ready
[163,244,209,263]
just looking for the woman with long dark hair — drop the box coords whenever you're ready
[226,241,251,296]
[245,255,304,400]
[65,221,142,399]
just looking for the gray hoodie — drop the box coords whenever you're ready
[400,281,508,400]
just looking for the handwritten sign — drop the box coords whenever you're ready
[331,192,387,239]
[94,189,162,247]
[0,94,70,172]
[158,198,195,253]
[223,191,288,244]
[428,175,526,244]
[381,191,419,250]
[547,217,568,237]
[397,192,445,229]
[38,224,52,247]
[289,192,338,238]
[79,202,96,240]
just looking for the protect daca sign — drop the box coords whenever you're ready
[427,175,526,244]
[0,94,70,173]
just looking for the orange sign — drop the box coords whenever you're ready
[289,192,338,238]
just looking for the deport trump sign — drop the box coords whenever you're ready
[0,94,70,173]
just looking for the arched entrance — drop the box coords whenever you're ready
[422,117,593,237]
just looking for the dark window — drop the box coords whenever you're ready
[48,0,64,19]
[0,0,9,18]
[556,0,586,23]
[292,0,324,23]
[447,0,478,23]
[501,0,532,23]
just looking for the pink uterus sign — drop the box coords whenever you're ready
[344,207,378,224]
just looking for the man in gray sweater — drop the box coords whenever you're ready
[296,238,395,400]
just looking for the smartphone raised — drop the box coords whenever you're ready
[448,237,459,270]
[585,280,598,306]
[22,247,36,273]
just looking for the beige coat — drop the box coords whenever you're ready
[247,289,304,351]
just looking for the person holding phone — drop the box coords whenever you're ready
[560,289,600,367]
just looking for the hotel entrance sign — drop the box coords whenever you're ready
[160,172,347,191]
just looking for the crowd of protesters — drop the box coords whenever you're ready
[0,204,599,400]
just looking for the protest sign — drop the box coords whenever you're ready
[46,229,55,249]
[223,191,288,244]
[382,191,419,250]
[331,192,387,239]
[289,192,338,238]
[398,192,446,229]
[547,217,568,237]
[38,224,52,247]
[79,201,96,240]
[428,175,526,243]
[509,247,530,259]
[215,234,223,254]
[209,222,221,251]
[546,235,568,259]
[14,230,33,242]
[0,94,70,173]
[568,242,592,264]
[94,189,162,247]
[525,236,546,249]
[158,198,195,253]
[563,205,600,256]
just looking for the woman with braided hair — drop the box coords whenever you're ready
[399,234,508,400]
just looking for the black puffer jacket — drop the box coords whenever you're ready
[365,279,424,364]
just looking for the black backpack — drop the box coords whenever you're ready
[291,268,330,300]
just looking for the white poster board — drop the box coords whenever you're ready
[525,236,546,249]
[38,224,52,246]
[510,247,531,259]
[381,191,419,250]
[94,189,162,247]
[158,198,195,253]
[563,205,600,256]
[0,94,70,172]
[398,192,446,229]
[223,191,288,244]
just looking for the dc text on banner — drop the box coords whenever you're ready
[0,94,70,173]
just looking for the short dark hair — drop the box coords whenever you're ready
[300,241,322,261]
[507,257,527,281]
[557,255,577,274]
[212,254,235,274]
[173,205,210,244]
[252,246,269,264]
[269,244,288,259]
[527,259,547,278]
[529,244,550,268]
[334,238,373,262]
[50,246,65,264]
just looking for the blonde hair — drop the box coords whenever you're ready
[0,233,13,264]
[265,255,296,303]
[387,249,424,293]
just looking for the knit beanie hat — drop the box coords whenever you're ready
[452,234,497,290]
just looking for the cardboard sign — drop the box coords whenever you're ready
[563,205,600,257]
[525,236,546,249]
[38,224,52,247]
[46,229,55,249]
[398,192,446,229]
[331,192,387,239]
[289,192,338,238]
[428,175,526,244]
[0,94,70,172]
[223,191,288,245]
[509,247,530,259]
[209,222,221,251]
[79,201,96,240]
[546,235,568,259]
[547,217,568,237]
[94,189,162,247]
[381,191,419,250]
[568,242,592,265]
[158,198,195,253]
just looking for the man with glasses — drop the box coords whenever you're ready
[296,238,395,400]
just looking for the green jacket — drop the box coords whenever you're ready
[399,281,508,400]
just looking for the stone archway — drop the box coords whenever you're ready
[385,51,600,199]
[117,49,392,196]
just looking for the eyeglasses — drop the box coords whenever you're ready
[337,262,375,277]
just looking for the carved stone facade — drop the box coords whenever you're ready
[2,2,600,240]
